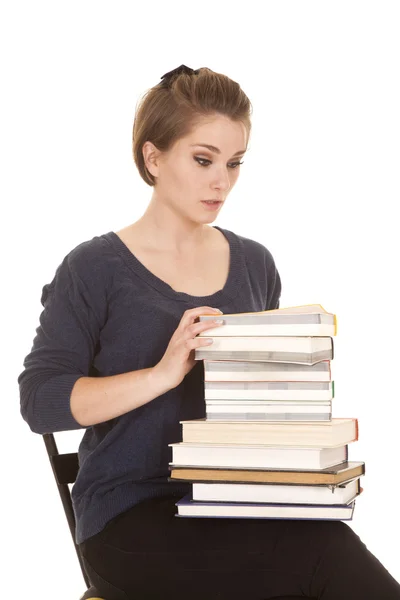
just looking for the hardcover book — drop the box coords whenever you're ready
[195,336,334,365]
[169,443,348,470]
[191,477,362,505]
[204,360,332,382]
[169,461,365,486]
[175,494,355,520]
[197,304,336,337]
[204,381,334,401]
[180,418,358,447]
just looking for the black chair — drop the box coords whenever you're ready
[43,433,104,600]
[43,432,306,600]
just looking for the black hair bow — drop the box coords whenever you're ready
[160,64,199,86]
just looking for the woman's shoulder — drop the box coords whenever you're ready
[54,231,131,292]
[66,231,115,271]
[219,226,278,269]
[45,231,119,302]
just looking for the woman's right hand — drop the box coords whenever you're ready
[152,306,224,390]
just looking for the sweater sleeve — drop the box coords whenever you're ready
[265,251,282,310]
[18,250,104,434]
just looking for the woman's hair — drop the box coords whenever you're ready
[132,67,253,186]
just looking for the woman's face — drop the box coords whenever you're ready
[144,115,248,223]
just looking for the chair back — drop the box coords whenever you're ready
[43,433,90,588]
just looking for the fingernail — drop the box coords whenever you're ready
[205,338,213,344]
[214,319,224,324]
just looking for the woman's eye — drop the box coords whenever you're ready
[194,157,244,169]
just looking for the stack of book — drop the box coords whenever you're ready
[169,304,365,520]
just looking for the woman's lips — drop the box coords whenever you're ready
[201,200,223,210]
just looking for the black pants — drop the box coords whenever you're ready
[79,493,400,600]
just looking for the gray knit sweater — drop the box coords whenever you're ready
[18,226,281,544]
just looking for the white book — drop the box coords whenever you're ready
[192,478,361,505]
[195,336,333,365]
[197,304,336,337]
[204,360,332,382]
[180,418,357,447]
[206,402,331,421]
[205,401,332,409]
[169,443,347,470]
[205,415,331,422]
[204,381,334,401]
[176,494,355,520]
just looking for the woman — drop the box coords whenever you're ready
[18,65,400,600]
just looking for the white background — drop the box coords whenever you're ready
[1,1,399,598]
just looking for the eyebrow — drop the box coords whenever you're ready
[190,143,246,157]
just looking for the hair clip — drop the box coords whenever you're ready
[160,64,199,86]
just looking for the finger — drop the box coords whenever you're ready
[179,306,222,329]
[185,319,223,339]
[184,336,213,351]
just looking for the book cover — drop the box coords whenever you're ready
[198,304,336,337]
[195,336,334,365]
[204,380,334,401]
[180,418,358,447]
[169,461,366,487]
[191,478,362,505]
[175,494,355,520]
[204,359,332,382]
[169,443,349,471]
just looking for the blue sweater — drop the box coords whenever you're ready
[18,226,281,544]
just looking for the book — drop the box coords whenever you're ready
[204,359,332,382]
[195,336,334,365]
[169,461,365,486]
[169,443,348,470]
[206,401,332,421]
[197,304,336,337]
[175,494,355,520]
[180,418,358,447]
[204,381,334,401]
[191,477,362,505]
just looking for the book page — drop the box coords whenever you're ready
[266,304,328,315]
[203,304,331,317]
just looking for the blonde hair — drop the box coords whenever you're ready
[132,66,252,186]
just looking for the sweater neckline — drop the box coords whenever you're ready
[103,225,245,304]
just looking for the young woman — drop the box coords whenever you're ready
[18,65,400,600]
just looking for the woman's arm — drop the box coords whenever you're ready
[69,366,170,427]
[18,249,169,432]
[18,248,115,434]
[18,245,222,433]
[70,304,224,427]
